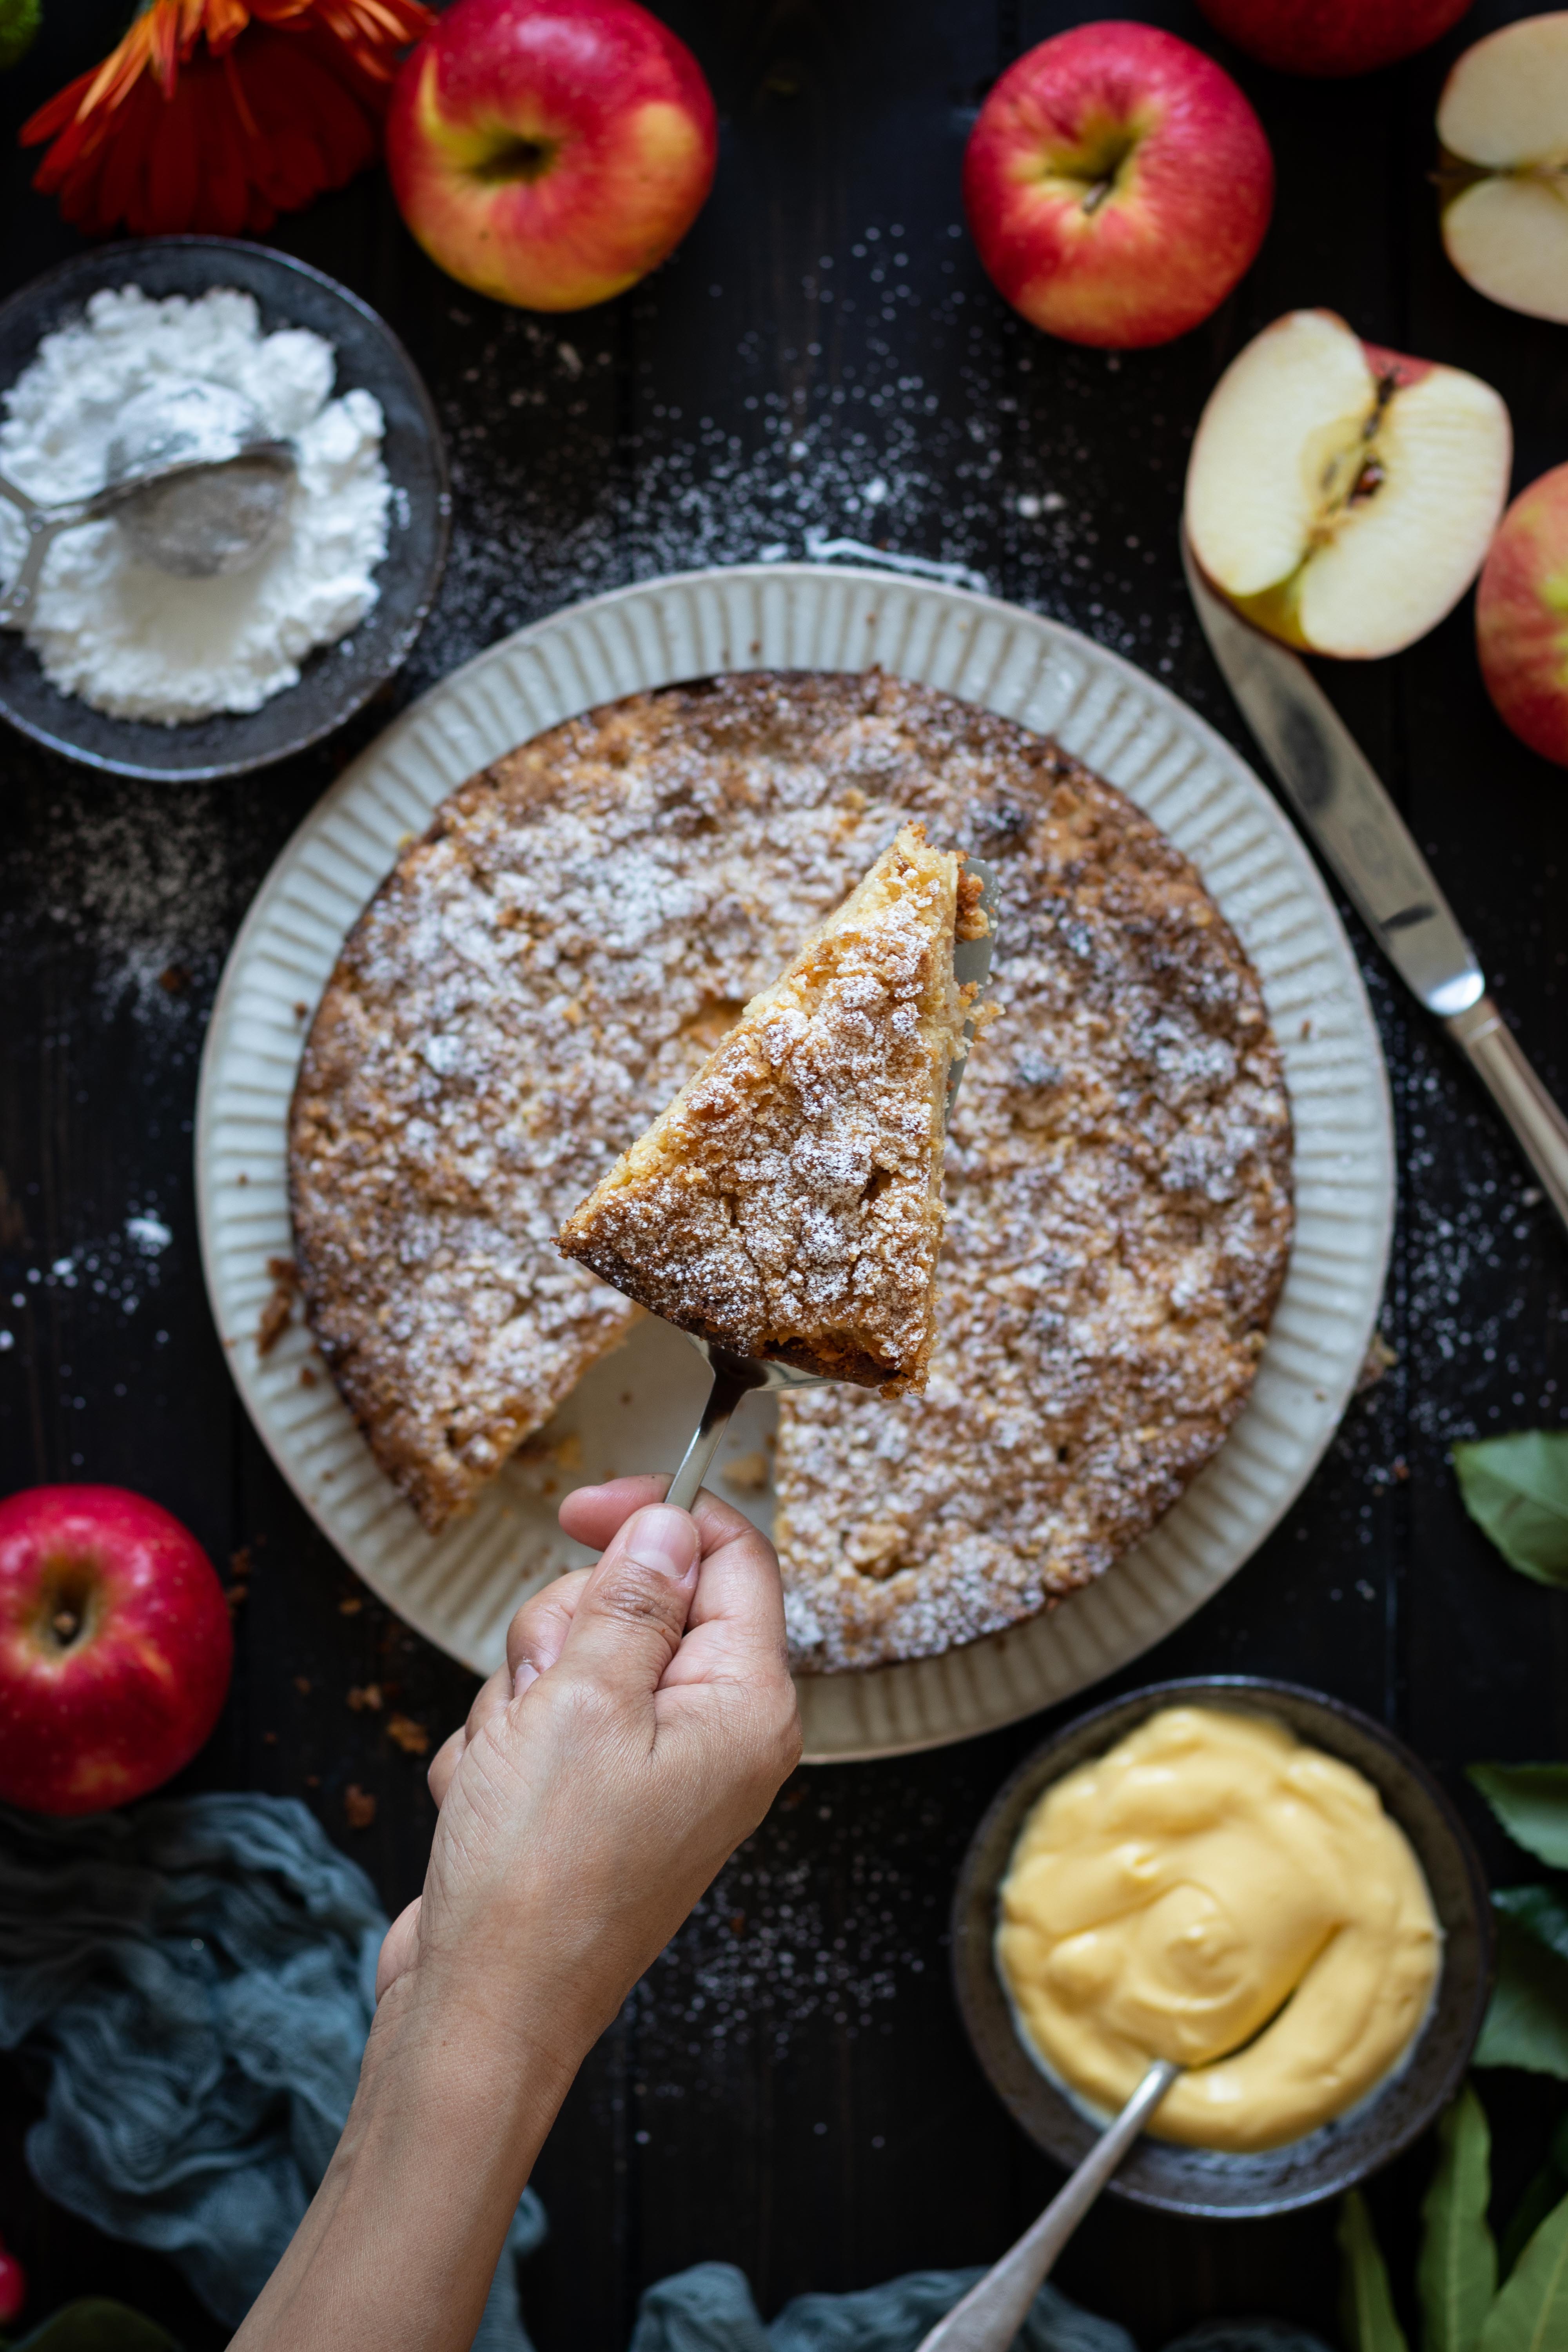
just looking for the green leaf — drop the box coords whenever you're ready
[1474,1915,1568,2078]
[1506,2165,1568,2284]
[1342,2190,1413,2352]
[1421,2084,1498,2352]
[1470,1769,1568,1871]
[1499,1888,1568,1967]
[0,0,38,71]
[1479,2189,1568,2352]
[11,2303,180,2352]
[1454,1433,1568,1586]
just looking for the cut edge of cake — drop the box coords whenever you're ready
[557,821,982,1397]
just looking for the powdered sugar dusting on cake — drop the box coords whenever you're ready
[775,754,1292,1670]
[290,675,1292,1652]
[558,826,969,1392]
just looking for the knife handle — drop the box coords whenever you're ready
[1447,996,1568,1239]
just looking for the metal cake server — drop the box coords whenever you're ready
[1182,533,1568,1239]
[664,855,1001,1512]
[914,2060,1181,2352]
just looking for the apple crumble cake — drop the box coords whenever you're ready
[289,670,1292,1666]
[558,823,982,1395]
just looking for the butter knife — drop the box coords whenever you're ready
[1181,534,1568,1238]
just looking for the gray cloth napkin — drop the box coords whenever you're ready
[0,1796,543,2347]
[629,2268,1337,2352]
[630,2261,1142,2352]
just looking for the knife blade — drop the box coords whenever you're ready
[1181,532,1568,1236]
[1181,535,1483,1019]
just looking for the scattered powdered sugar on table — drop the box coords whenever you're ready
[5,784,237,1027]
[0,286,390,723]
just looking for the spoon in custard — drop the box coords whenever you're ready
[913,2057,1181,2352]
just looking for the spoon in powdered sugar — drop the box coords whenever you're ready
[0,379,295,629]
[663,854,1002,1512]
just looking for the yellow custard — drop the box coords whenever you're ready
[996,1706,1440,2152]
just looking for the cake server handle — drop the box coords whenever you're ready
[666,1350,772,1512]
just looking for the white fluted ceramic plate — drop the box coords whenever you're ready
[196,564,1393,1762]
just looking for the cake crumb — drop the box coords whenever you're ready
[723,1450,771,1494]
[256,1258,299,1357]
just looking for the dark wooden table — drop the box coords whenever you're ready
[3,3,1566,2345]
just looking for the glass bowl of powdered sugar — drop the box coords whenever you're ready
[0,238,449,781]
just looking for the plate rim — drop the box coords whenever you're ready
[196,559,1395,1758]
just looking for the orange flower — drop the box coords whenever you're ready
[22,0,434,238]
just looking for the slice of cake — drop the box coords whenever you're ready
[557,823,983,1397]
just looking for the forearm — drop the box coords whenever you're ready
[232,1975,581,2352]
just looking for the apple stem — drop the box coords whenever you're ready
[51,1606,80,1643]
[1080,176,1115,217]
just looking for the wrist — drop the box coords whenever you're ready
[364,1960,586,2134]
[400,1886,638,2076]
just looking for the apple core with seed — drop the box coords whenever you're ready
[1183,309,1511,662]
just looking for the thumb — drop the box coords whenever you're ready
[552,1503,700,1699]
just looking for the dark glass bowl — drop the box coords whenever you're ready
[951,1676,1493,2218]
[0,238,450,781]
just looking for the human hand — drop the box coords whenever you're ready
[376,1479,800,2071]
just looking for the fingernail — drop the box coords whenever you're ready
[622,1505,698,1585]
[513,1661,539,1698]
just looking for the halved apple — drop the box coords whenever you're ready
[1183,309,1511,661]
[1437,15,1568,324]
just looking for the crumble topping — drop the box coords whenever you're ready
[290,670,1292,1672]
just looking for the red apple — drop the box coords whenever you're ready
[0,1487,232,1816]
[962,22,1273,351]
[1477,465,1568,766]
[386,0,717,312]
[0,2236,24,2329]
[1196,0,1474,78]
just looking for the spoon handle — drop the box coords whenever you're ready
[913,2060,1180,2352]
[0,514,60,628]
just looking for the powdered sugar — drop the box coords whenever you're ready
[0,286,390,723]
